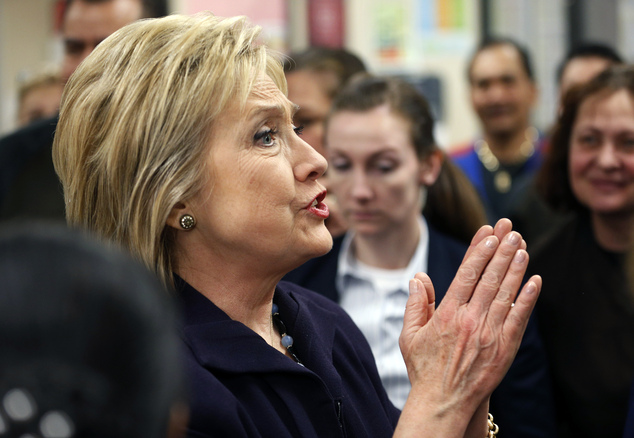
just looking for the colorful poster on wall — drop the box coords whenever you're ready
[181,0,287,51]
[373,0,472,65]
[415,0,470,55]
[374,1,407,63]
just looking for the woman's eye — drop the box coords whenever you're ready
[254,129,277,147]
[621,137,634,151]
[293,125,305,136]
[375,161,396,173]
[577,134,599,148]
[329,158,350,172]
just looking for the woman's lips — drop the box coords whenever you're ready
[349,211,377,221]
[307,191,329,219]
[590,178,625,192]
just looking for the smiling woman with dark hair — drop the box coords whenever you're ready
[53,13,541,438]
[531,65,634,438]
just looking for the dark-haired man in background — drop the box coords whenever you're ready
[451,37,543,224]
[557,42,623,108]
[0,0,168,221]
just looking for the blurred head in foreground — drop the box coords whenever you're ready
[0,223,184,438]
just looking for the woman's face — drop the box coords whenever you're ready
[325,104,436,237]
[185,74,332,273]
[569,89,634,216]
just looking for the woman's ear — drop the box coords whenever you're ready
[166,201,189,230]
[419,149,443,186]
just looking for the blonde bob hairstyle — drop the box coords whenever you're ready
[53,13,286,288]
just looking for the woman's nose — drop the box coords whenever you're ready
[596,143,620,169]
[294,138,328,181]
[350,170,373,200]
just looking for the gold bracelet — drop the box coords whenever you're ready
[487,413,499,437]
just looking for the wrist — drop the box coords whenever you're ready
[394,385,473,438]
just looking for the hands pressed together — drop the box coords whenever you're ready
[394,219,541,438]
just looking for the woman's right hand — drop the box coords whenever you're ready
[394,219,541,438]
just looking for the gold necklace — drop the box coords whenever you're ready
[474,127,538,193]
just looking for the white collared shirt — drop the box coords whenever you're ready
[336,216,429,409]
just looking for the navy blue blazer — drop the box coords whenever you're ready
[178,279,400,437]
[284,226,557,438]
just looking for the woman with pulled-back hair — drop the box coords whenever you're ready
[284,75,555,437]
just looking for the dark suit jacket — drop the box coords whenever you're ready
[0,116,65,221]
[284,225,558,438]
[529,213,634,438]
[178,278,400,437]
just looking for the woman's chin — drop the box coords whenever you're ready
[352,223,385,238]
[291,230,334,268]
[308,230,334,258]
[589,201,634,217]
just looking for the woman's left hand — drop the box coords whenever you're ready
[395,219,540,438]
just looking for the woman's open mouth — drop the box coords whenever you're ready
[307,191,329,219]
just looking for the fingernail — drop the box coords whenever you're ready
[514,250,527,263]
[525,281,537,295]
[507,232,520,245]
[485,236,497,248]
[409,279,421,295]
